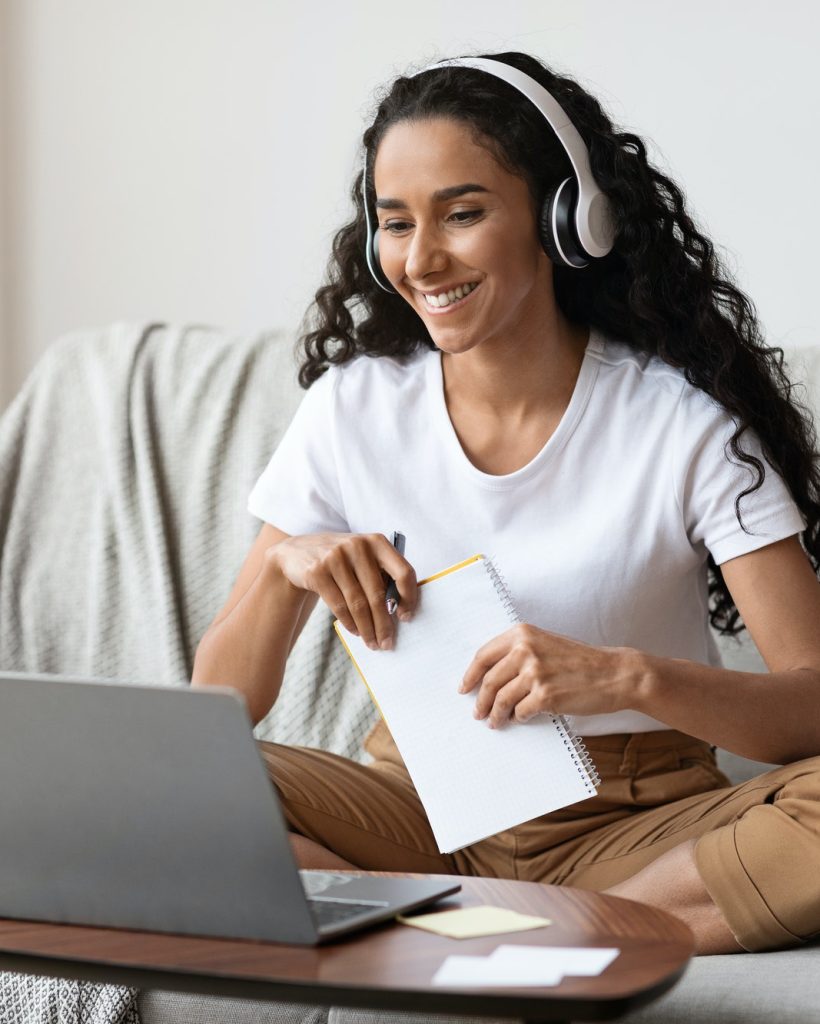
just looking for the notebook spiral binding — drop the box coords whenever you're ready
[485,556,600,794]
[483,557,520,624]
[558,725,602,791]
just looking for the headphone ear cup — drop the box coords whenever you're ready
[538,188,565,266]
[538,177,589,269]
[370,228,398,293]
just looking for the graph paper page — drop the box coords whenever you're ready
[335,556,596,853]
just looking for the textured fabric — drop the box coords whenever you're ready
[137,991,327,1024]
[329,1014,517,1024]
[0,976,139,1024]
[616,943,820,1023]
[247,329,806,737]
[0,320,373,755]
[0,323,372,1024]
[1,321,293,687]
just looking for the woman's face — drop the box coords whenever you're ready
[372,116,554,357]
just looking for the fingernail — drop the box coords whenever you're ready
[398,611,411,622]
[367,641,378,651]
[380,637,393,651]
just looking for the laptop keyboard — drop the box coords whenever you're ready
[300,871,392,930]
[308,898,388,928]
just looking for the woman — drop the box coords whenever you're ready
[192,52,820,955]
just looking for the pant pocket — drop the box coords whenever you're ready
[629,752,730,806]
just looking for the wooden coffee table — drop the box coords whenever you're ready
[0,874,694,1023]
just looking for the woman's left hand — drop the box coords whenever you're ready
[459,623,645,728]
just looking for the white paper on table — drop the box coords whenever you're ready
[489,945,620,976]
[335,555,596,853]
[432,954,563,988]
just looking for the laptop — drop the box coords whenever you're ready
[0,672,460,944]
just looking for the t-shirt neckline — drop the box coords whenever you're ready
[426,328,604,490]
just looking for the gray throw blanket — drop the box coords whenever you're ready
[0,977,140,1024]
[0,322,375,1023]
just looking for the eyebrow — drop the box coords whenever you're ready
[375,183,490,210]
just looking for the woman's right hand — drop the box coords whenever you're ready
[268,532,418,651]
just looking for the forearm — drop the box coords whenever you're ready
[191,553,310,726]
[635,652,820,764]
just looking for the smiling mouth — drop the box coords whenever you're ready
[418,281,482,314]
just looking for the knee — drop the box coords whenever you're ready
[758,755,820,814]
[777,754,820,784]
[288,831,359,870]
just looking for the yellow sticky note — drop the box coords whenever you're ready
[397,905,552,939]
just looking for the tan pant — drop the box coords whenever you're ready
[257,719,820,952]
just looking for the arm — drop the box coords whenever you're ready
[463,535,820,765]
[192,525,419,726]
[638,535,820,764]
[192,524,317,726]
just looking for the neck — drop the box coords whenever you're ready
[440,314,590,420]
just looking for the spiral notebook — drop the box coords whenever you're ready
[334,554,599,854]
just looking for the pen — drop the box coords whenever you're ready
[385,531,405,615]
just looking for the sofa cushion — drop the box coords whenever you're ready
[615,943,820,1023]
[0,320,377,761]
[138,991,328,1024]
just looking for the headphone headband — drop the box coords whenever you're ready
[363,56,615,292]
[419,58,614,258]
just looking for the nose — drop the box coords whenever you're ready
[404,221,448,282]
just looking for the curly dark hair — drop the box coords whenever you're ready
[297,50,820,636]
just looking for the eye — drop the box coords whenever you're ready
[449,209,483,223]
[381,220,411,235]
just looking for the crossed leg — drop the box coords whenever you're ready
[603,838,742,954]
[287,829,742,953]
[288,832,358,870]
[261,739,820,955]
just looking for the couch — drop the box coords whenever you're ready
[1,321,819,1024]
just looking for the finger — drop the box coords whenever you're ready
[513,693,549,723]
[460,628,517,694]
[319,576,360,636]
[332,549,382,650]
[472,651,520,720]
[486,680,530,730]
[354,545,401,650]
[375,534,419,620]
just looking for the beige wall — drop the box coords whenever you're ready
[1,0,819,411]
[0,0,13,408]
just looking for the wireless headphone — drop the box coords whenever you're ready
[362,56,616,293]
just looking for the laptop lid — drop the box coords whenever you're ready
[0,673,456,944]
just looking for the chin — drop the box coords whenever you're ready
[426,331,484,356]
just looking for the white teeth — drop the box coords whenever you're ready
[422,282,478,309]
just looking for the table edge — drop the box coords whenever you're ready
[0,948,692,1022]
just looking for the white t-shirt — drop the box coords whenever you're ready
[248,329,806,735]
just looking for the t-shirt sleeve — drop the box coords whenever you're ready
[247,367,349,535]
[675,386,807,565]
